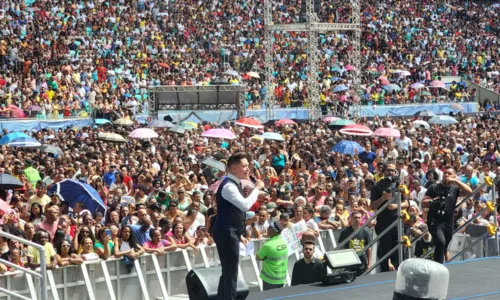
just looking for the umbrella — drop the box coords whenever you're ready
[7,137,42,147]
[382,84,401,92]
[49,179,106,214]
[345,65,355,71]
[429,80,446,88]
[420,91,432,96]
[128,128,159,139]
[95,118,112,125]
[201,128,237,140]
[26,105,42,112]
[158,62,170,69]
[261,132,285,141]
[429,115,458,125]
[412,120,430,130]
[377,77,390,85]
[169,126,186,135]
[246,72,260,79]
[0,174,24,190]
[393,70,411,76]
[97,132,128,143]
[0,199,11,214]
[275,119,297,126]
[113,118,134,126]
[333,85,349,92]
[414,110,436,117]
[332,141,364,156]
[330,119,355,127]
[40,144,64,155]
[322,116,341,123]
[7,105,25,118]
[223,70,241,78]
[339,124,373,136]
[148,120,174,128]
[181,121,198,130]
[373,127,401,138]
[410,83,425,89]
[202,158,226,172]
[250,135,264,142]
[0,132,31,145]
[235,117,263,129]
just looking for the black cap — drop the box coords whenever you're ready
[270,221,284,234]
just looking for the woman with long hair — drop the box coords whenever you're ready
[56,240,83,267]
[80,237,99,261]
[94,227,113,260]
[28,203,44,226]
[113,225,145,259]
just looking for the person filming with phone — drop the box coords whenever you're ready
[422,167,472,264]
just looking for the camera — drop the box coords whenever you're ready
[430,191,447,217]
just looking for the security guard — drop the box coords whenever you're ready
[256,221,288,290]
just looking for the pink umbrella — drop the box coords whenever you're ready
[201,128,237,140]
[235,117,263,129]
[128,128,159,139]
[275,119,297,126]
[7,105,24,118]
[345,65,355,71]
[429,80,446,88]
[339,124,373,136]
[0,199,10,214]
[373,127,401,138]
[322,116,340,123]
[377,77,390,85]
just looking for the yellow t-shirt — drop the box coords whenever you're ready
[28,243,56,265]
[28,194,51,207]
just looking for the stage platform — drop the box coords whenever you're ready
[248,257,500,300]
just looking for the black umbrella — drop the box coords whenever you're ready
[0,174,24,190]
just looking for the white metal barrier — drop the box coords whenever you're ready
[0,227,495,300]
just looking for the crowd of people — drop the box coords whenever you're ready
[0,0,498,118]
[0,109,499,286]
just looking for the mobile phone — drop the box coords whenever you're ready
[105,229,111,237]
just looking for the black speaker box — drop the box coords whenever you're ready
[185,267,249,300]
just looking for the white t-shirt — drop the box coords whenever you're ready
[305,219,319,232]
[410,187,427,207]
[395,137,412,152]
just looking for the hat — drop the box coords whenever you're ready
[269,221,284,234]
[245,211,255,220]
[266,202,277,212]
[457,146,463,152]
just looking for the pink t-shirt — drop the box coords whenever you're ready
[144,239,171,249]
[36,220,58,242]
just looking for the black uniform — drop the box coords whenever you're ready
[425,183,460,264]
[291,258,327,286]
[371,179,402,272]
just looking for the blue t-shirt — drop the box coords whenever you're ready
[461,176,479,188]
[130,224,153,245]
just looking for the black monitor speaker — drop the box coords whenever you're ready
[185,267,249,300]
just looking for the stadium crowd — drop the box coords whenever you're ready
[0,110,499,280]
[0,0,498,118]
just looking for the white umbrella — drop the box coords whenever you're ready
[261,132,285,141]
[429,115,458,125]
[223,70,241,78]
[412,120,430,130]
[246,72,260,79]
[128,128,159,139]
[97,132,128,143]
[113,118,134,126]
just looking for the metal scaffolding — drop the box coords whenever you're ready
[264,0,362,120]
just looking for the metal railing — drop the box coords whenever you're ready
[422,182,498,260]
[0,231,47,300]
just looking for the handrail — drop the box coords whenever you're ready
[448,231,490,262]
[454,182,486,209]
[0,230,48,300]
[335,195,396,250]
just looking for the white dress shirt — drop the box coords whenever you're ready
[221,173,260,212]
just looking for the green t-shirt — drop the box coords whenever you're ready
[257,235,288,284]
[94,241,114,256]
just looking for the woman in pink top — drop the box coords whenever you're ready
[144,228,177,256]
[167,222,197,250]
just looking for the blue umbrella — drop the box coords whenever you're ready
[382,84,401,92]
[333,85,349,92]
[0,132,31,145]
[261,132,285,141]
[7,137,42,147]
[49,179,106,214]
[428,115,458,125]
[95,118,112,125]
[332,141,364,156]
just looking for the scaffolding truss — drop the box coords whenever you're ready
[264,0,362,120]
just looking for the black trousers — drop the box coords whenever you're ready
[377,230,400,272]
[429,221,453,264]
[263,281,284,291]
[214,229,240,300]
